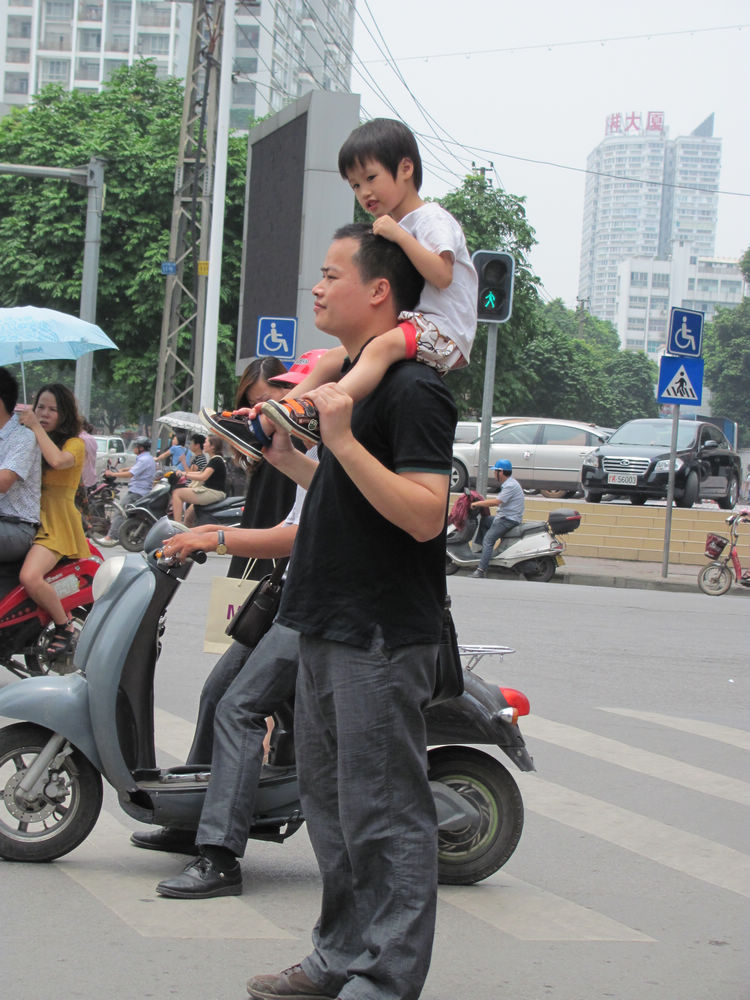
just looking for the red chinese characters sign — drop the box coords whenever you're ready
[605,111,665,136]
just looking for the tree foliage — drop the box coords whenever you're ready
[438,173,542,412]
[0,62,249,428]
[703,252,750,446]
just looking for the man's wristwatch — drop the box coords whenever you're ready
[216,530,227,556]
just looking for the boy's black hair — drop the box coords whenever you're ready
[190,433,206,447]
[333,223,424,316]
[0,367,19,415]
[338,118,423,191]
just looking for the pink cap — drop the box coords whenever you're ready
[269,349,328,386]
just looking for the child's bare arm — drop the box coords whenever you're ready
[284,346,347,400]
[372,216,453,289]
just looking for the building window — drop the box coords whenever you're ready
[7,16,32,38]
[6,47,31,63]
[630,271,648,286]
[4,71,29,93]
[651,273,670,287]
[236,25,260,48]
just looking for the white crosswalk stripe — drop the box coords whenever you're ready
[61,810,295,940]
[599,707,750,750]
[523,714,750,805]
[48,705,749,941]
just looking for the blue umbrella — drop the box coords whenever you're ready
[0,306,118,400]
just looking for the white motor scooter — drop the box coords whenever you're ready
[446,492,581,582]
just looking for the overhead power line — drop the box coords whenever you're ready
[358,23,750,66]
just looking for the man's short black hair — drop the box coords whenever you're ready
[190,433,206,447]
[333,222,424,316]
[0,367,19,415]
[338,118,423,191]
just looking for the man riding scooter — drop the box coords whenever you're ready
[470,459,525,579]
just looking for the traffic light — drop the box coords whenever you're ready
[472,250,515,323]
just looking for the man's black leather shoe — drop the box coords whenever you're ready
[130,826,199,855]
[156,855,243,899]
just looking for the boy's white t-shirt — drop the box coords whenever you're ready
[398,202,478,364]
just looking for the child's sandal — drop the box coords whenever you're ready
[47,623,76,659]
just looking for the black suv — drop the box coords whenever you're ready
[581,418,741,509]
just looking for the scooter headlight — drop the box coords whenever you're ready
[92,555,126,601]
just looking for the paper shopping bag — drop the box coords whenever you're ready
[203,567,260,653]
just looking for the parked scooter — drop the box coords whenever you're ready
[446,489,581,582]
[82,478,126,548]
[0,542,103,678]
[697,509,750,596]
[0,518,535,885]
[117,472,244,552]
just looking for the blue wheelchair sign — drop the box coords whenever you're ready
[256,317,297,360]
[667,307,704,358]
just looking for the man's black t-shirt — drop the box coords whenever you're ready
[277,359,457,649]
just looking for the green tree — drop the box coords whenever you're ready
[703,246,750,445]
[437,173,542,415]
[0,62,250,427]
[703,268,750,445]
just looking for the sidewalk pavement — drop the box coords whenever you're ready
[557,555,701,593]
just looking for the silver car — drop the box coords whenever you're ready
[452,418,612,496]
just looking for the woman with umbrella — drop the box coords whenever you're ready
[18,383,90,659]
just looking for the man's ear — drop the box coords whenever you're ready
[369,277,391,306]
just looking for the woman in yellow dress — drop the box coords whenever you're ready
[18,383,88,659]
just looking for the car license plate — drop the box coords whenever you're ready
[607,473,637,486]
[555,554,565,566]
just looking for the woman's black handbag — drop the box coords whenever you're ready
[225,559,287,648]
[431,596,464,705]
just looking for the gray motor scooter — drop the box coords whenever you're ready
[0,519,535,885]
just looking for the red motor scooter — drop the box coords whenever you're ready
[0,542,103,678]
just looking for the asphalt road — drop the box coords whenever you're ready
[1,557,748,1000]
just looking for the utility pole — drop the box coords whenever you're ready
[576,296,589,338]
[0,157,105,415]
[152,0,226,434]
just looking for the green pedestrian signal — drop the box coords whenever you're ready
[472,250,515,323]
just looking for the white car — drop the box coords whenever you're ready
[452,418,612,496]
[93,435,137,478]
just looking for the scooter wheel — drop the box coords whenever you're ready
[429,746,524,885]
[697,562,732,596]
[119,515,149,552]
[0,723,102,862]
[518,555,556,582]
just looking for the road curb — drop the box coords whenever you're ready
[554,571,697,594]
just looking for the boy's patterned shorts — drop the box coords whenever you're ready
[399,311,467,374]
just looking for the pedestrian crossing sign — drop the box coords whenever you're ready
[657,355,704,407]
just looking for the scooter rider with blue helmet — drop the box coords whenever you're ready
[470,459,525,578]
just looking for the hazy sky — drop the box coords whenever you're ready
[350,0,750,307]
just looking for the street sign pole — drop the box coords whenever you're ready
[661,404,680,578]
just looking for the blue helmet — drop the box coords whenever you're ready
[494,459,512,473]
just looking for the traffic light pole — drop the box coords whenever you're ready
[477,322,499,494]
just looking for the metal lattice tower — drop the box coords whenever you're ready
[152,0,224,427]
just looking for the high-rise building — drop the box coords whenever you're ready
[0,0,355,129]
[578,112,721,328]
[615,242,747,358]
